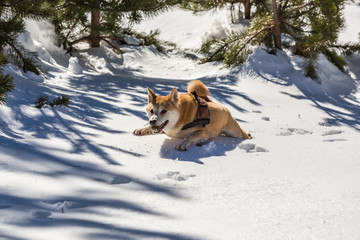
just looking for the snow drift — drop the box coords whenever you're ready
[0,3,359,240]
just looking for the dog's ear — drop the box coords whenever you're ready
[147,88,157,103]
[169,87,178,104]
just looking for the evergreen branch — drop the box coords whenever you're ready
[56,0,178,13]
[0,52,15,105]
[4,39,40,74]
[0,73,15,105]
[322,48,346,72]
[330,43,360,56]
[282,21,309,40]
[69,36,91,46]
[205,39,229,62]
[0,0,32,7]
[306,50,320,81]
[64,18,81,42]
[279,0,291,11]
[286,2,314,15]
[284,6,317,21]
[234,25,272,57]
[205,31,250,61]
[102,38,124,54]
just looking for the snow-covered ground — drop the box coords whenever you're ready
[0,3,359,240]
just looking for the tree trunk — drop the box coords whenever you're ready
[90,9,101,48]
[243,0,251,19]
[271,0,282,50]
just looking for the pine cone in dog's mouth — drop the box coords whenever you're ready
[152,120,169,133]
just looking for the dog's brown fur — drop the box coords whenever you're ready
[133,80,252,151]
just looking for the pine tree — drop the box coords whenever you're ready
[0,53,15,105]
[0,0,56,74]
[51,0,179,53]
[200,0,360,81]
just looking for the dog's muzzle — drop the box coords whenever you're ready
[151,120,169,133]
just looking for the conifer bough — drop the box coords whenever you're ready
[200,0,360,81]
[52,0,180,53]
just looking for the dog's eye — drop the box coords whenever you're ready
[150,109,154,114]
[161,110,167,114]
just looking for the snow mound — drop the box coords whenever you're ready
[17,31,56,65]
[68,57,83,74]
[317,54,357,95]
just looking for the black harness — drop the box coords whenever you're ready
[181,91,210,130]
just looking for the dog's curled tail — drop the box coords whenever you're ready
[187,80,211,102]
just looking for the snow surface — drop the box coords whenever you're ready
[1,3,360,240]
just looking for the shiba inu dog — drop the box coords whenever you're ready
[133,80,252,151]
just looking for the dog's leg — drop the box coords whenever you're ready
[133,126,154,136]
[223,117,252,139]
[175,130,209,151]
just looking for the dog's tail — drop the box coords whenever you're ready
[187,80,211,102]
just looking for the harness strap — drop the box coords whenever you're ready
[181,91,210,130]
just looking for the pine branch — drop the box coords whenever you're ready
[330,43,360,56]
[102,38,124,54]
[0,0,32,7]
[285,2,314,15]
[203,39,229,62]
[279,0,291,11]
[322,48,346,72]
[0,72,15,105]
[233,25,272,58]
[69,36,91,46]
[5,39,40,74]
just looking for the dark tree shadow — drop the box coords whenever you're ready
[0,192,200,240]
[0,70,203,240]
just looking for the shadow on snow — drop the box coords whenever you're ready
[160,136,246,164]
[0,193,199,240]
[0,70,202,239]
[248,48,360,131]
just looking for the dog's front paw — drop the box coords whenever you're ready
[133,127,153,136]
[175,143,188,151]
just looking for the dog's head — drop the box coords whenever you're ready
[146,87,180,133]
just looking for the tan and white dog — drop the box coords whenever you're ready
[133,80,252,151]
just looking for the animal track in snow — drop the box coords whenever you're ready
[323,139,347,142]
[239,143,268,153]
[321,130,346,142]
[287,128,312,135]
[322,130,342,136]
[277,128,312,136]
[261,116,270,121]
[43,200,88,213]
[156,172,196,182]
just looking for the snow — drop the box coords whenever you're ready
[134,7,248,50]
[1,3,360,240]
[68,57,83,74]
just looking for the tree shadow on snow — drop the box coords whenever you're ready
[0,71,203,239]
[0,192,199,240]
[0,50,262,240]
[248,48,360,131]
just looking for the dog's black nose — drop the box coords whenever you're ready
[149,120,156,126]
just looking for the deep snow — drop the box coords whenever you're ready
[1,3,360,240]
